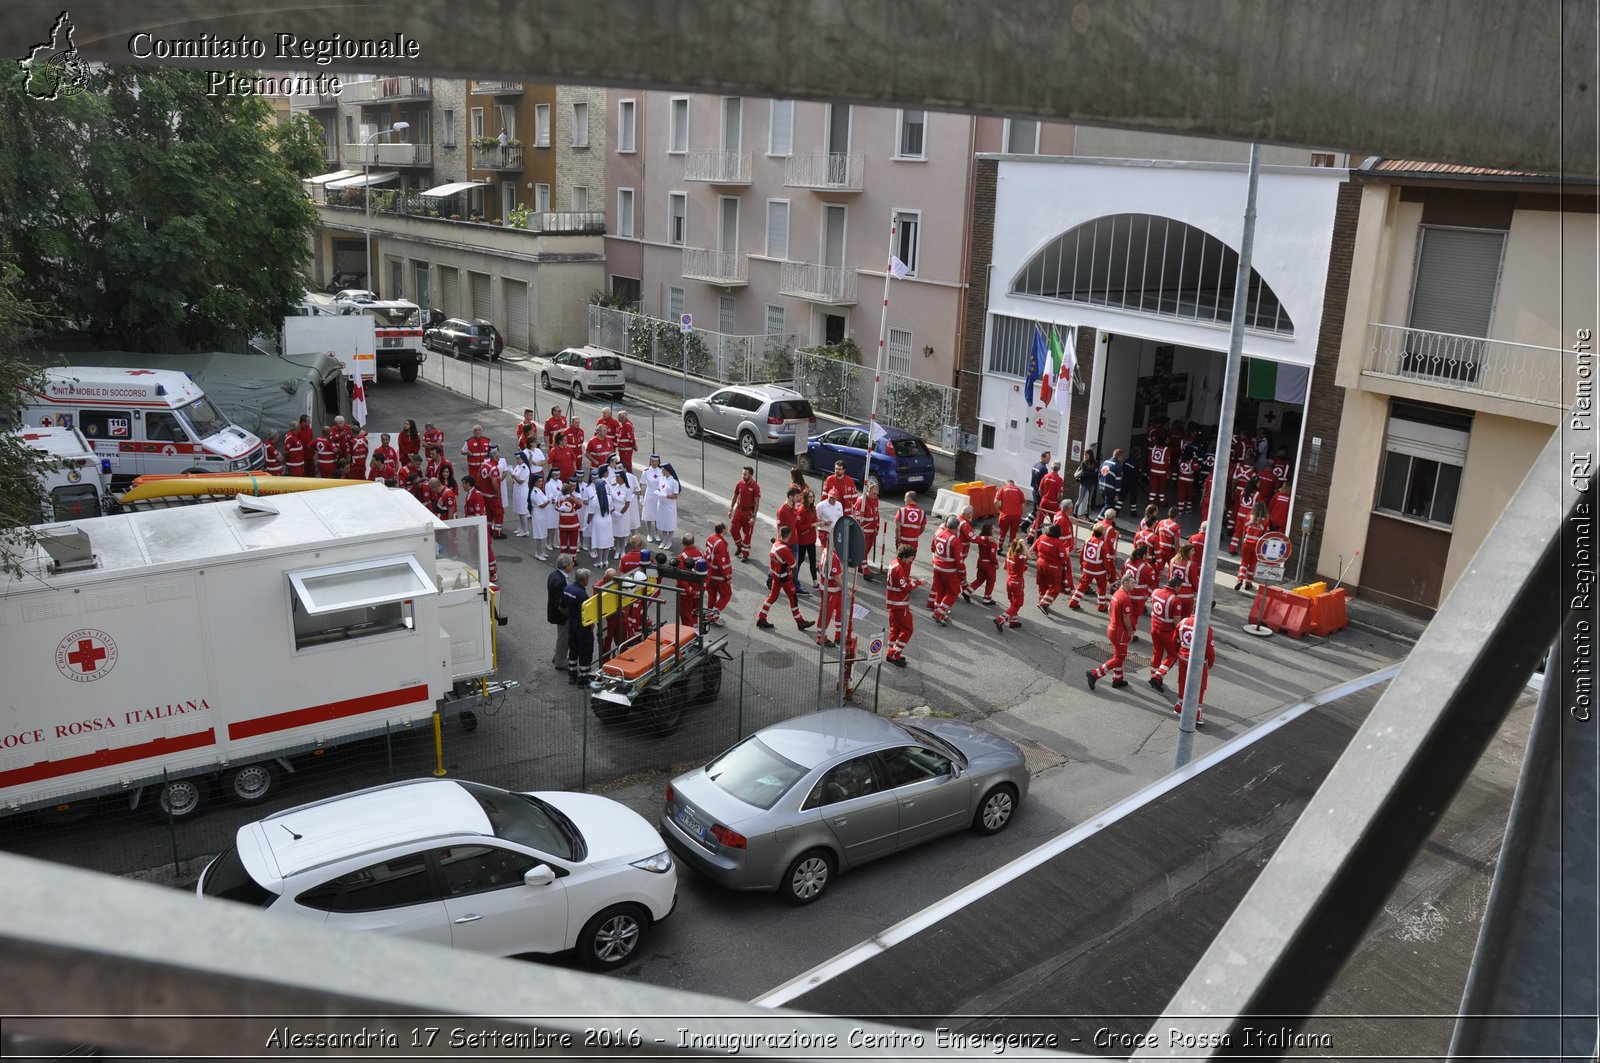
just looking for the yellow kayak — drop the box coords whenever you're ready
[119,474,370,503]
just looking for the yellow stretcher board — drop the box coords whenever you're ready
[582,570,660,626]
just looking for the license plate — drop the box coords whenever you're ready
[676,806,708,842]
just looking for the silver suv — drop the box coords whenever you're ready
[682,385,816,457]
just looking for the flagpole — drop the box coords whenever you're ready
[866,218,897,483]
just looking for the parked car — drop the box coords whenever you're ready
[806,424,935,494]
[662,708,1027,905]
[332,288,377,307]
[197,778,676,970]
[681,385,817,458]
[541,345,625,400]
[425,317,500,361]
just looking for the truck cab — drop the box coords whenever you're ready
[12,425,111,522]
[349,299,426,382]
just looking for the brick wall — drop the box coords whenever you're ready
[1068,325,1097,461]
[1295,179,1363,580]
[555,86,608,213]
[955,158,997,481]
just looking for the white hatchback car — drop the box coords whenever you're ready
[541,345,626,400]
[196,778,676,970]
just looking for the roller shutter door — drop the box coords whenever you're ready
[439,267,460,318]
[504,279,529,353]
[470,272,492,321]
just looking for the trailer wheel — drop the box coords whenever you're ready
[225,763,276,804]
[694,658,724,704]
[640,687,687,737]
[459,710,479,733]
[157,779,205,820]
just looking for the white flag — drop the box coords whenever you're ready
[868,419,888,444]
[351,379,368,427]
[888,256,910,279]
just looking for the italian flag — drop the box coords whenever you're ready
[1037,326,1075,412]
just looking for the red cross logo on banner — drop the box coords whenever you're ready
[126,370,156,376]
[56,629,119,683]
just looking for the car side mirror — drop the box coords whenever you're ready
[524,864,556,887]
[949,763,964,780]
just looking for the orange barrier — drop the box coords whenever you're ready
[601,624,697,681]
[967,482,998,518]
[1248,586,1313,638]
[1307,587,1350,636]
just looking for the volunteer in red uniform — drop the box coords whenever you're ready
[543,406,567,450]
[556,484,583,558]
[1086,573,1138,691]
[596,407,620,439]
[853,481,882,578]
[478,450,506,538]
[281,419,307,477]
[793,490,820,590]
[884,545,922,666]
[967,524,999,604]
[1030,462,1065,536]
[1173,611,1217,726]
[1167,541,1199,618]
[345,429,368,478]
[815,545,846,645]
[1098,507,1123,584]
[1147,439,1172,506]
[1226,462,1254,533]
[992,539,1030,631]
[585,425,615,472]
[615,411,638,471]
[461,425,492,466]
[1188,520,1209,554]
[673,534,706,629]
[370,457,396,484]
[895,492,927,560]
[728,467,762,561]
[1228,482,1261,554]
[548,431,578,483]
[313,426,338,478]
[516,409,539,452]
[423,421,445,454]
[460,474,488,521]
[370,433,398,474]
[398,419,422,469]
[755,526,814,632]
[1155,507,1183,567]
[1032,521,1068,613]
[1146,575,1185,691]
[822,461,859,510]
[1235,500,1270,590]
[262,431,285,476]
[1268,481,1292,534]
[564,416,586,451]
[996,478,1026,546]
[1176,449,1198,513]
[429,476,457,519]
[956,505,979,594]
[1124,543,1160,635]
[1134,505,1162,558]
[1269,449,1292,491]
[1067,522,1114,611]
[704,522,734,626]
[928,517,962,624]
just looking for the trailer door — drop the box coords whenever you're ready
[437,517,496,682]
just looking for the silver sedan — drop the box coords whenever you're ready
[661,708,1028,904]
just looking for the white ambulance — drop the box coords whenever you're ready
[0,483,502,820]
[21,366,263,483]
[12,425,111,522]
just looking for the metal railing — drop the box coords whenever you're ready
[343,75,431,102]
[343,140,432,166]
[779,260,858,304]
[681,247,748,285]
[321,192,604,234]
[588,304,797,383]
[471,79,524,93]
[684,148,753,183]
[472,143,525,169]
[791,348,958,441]
[783,151,865,190]
[1363,322,1567,408]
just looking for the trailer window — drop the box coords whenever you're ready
[288,555,434,651]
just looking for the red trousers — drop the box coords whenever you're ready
[1036,566,1064,607]
[559,521,580,555]
[1148,471,1168,501]
[818,588,843,639]
[998,515,1021,544]
[705,579,731,620]
[759,580,804,623]
[286,460,306,477]
[1149,624,1179,678]
[1001,578,1026,622]
[1177,480,1196,512]
[1071,570,1110,608]
[1175,656,1210,707]
[887,605,914,659]
[677,586,703,628]
[860,530,879,571]
[969,561,997,598]
[1092,634,1131,681]
[1238,540,1259,581]
[486,496,505,534]
[731,509,756,557]
[930,570,961,620]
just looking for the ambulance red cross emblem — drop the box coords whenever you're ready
[56,629,118,683]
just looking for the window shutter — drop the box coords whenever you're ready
[1385,414,1470,466]
[1407,227,1504,338]
[767,202,789,259]
[770,100,794,155]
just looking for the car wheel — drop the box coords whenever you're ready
[781,849,835,905]
[571,381,584,400]
[540,370,551,389]
[224,763,276,804]
[738,430,758,458]
[972,783,1019,835]
[456,341,469,360]
[683,412,701,439]
[576,903,648,970]
[156,778,204,820]
[399,363,419,383]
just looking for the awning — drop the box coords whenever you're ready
[419,181,489,198]
[306,169,360,185]
[325,171,400,190]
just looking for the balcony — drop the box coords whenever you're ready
[471,80,524,95]
[343,141,433,167]
[290,90,339,111]
[681,247,748,287]
[344,76,431,103]
[1363,322,1566,409]
[780,261,857,304]
[684,149,752,185]
[783,152,865,191]
[472,143,525,170]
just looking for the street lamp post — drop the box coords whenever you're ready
[363,121,409,295]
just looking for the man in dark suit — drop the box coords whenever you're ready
[1028,451,1052,526]
[547,555,575,670]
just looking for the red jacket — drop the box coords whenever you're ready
[1038,471,1064,510]
[768,541,797,585]
[1005,552,1029,584]
[1107,588,1137,642]
[931,528,961,574]
[1177,615,1217,666]
[1033,533,1066,572]
[997,484,1025,521]
[852,493,880,534]
[822,473,858,507]
[1148,586,1182,631]
[732,479,761,514]
[706,533,734,582]
[586,435,615,468]
[896,504,926,545]
[1079,536,1111,576]
[794,506,818,547]
[885,559,920,607]
[616,421,637,455]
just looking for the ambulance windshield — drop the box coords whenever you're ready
[182,395,228,438]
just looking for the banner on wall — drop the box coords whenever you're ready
[1023,407,1062,453]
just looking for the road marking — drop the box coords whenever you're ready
[749,661,1403,1009]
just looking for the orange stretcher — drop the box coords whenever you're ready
[600,624,698,681]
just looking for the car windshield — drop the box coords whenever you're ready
[588,354,622,370]
[181,396,228,438]
[368,305,421,328]
[891,436,930,458]
[897,722,969,766]
[772,400,813,420]
[703,736,807,810]
[460,780,581,860]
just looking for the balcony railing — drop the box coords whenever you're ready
[343,76,431,102]
[291,91,339,110]
[471,80,524,94]
[783,151,865,191]
[681,247,748,286]
[343,141,433,167]
[683,149,753,184]
[779,260,857,304]
[1363,322,1566,408]
[473,143,525,170]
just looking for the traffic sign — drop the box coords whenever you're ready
[679,313,693,334]
[864,632,887,663]
[1257,533,1292,564]
[832,515,868,567]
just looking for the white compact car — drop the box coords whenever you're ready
[196,778,676,970]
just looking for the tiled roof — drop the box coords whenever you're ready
[1364,158,1553,178]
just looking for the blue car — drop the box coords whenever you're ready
[806,424,935,494]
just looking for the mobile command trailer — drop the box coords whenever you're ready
[12,425,112,521]
[0,483,502,820]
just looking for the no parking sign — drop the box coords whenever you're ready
[864,632,887,664]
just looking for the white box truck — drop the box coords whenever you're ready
[0,483,503,820]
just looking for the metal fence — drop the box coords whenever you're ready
[587,304,798,385]
[1363,322,1567,408]
[791,348,959,441]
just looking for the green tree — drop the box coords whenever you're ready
[0,66,319,351]
[0,243,56,575]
